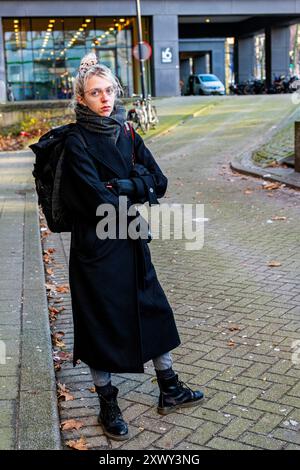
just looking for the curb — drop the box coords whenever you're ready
[230,106,300,191]
[17,188,62,449]
[230,157,300,191]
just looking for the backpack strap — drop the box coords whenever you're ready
[67,124,88,149]
[124,121,136,165]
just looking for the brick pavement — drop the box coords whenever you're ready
[42,95,300,450]
[1,95,299,450]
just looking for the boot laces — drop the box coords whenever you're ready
[176,376,193,395]
[107,401,121,420]
[101,395,121,420]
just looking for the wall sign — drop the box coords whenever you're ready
[161,47,173,64]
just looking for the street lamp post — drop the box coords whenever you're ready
[135,0,146,99]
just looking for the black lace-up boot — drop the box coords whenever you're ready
[95,383,129,440]
[155,368,204,415]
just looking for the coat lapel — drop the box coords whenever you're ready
[84,132,132,179]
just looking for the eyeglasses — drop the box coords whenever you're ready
[84,86,115,98]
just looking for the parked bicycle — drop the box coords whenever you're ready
[230,75,300,95]
[127,94,159,134]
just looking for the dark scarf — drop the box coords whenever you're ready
[75,101,127,143]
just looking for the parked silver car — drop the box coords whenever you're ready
[186,74,225,95]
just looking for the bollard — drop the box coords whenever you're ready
[294,122,300,172]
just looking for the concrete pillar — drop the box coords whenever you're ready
[238,36,255,82]
[194,55,208,74]
[0,18,6,103]
[271,26,290,79]
[152,15,180,96]
[180,59,191,94]
[212,45,226,84]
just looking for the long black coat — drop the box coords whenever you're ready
[61,123,181,373]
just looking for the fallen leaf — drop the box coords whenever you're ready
[66,436,88,451]
[55,331,65,337]
[53,351,72,365]
[228,325,241,332]
[41,230,51,238]
[49,306,60,314]
[61,419,84,431]
[263,182,281,190]
[57,383,74,401]
[268,260,282,267]
[89,386,96,393]
[43,254,53,264]
[227,340,235,347]
[244,190,253,195]
[271,216,287,221]
[52,331,66,348]
[44,248,56,255]
[46,268,54,275]
[56,284,70,293]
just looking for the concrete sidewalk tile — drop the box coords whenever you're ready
[203,391,233,411]
[132,415,174,434]
[272,429,300,446]
[161,412,204,430]
[251,399,293,415]
[233,388,263,406]
[206,436,255,450]
[0,376,18,400]
[262,383,292,401]
[239,431,286,450]
[181,407,232,425]
[119,429,160,450]
[250,413,284,434]
[0,427,15,450]
[221,404,263,421]
[219,417,253,439]
[155,426,192,449]
[187,421,223,446]
[0,400,15,427]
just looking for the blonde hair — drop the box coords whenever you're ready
[71,52,123,108]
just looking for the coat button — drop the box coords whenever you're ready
[149,188,154,193]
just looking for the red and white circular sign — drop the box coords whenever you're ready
[132,41,152,61]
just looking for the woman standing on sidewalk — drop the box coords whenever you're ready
[61,53,204,441]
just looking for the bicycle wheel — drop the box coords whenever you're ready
[136,109,147,134]
[127,110,139,130]
[140,118,148,134]
[150,105,159,128]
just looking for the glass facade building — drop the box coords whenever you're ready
[1,2,297,102]
[3,16,152,101]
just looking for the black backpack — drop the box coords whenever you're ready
[30,123,86,233]
[30,122,135,233]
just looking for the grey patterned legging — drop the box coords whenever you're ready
[90,351,173,387]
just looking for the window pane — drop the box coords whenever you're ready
[3,16,140,100]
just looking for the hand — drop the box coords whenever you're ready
[108,178,136,197]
